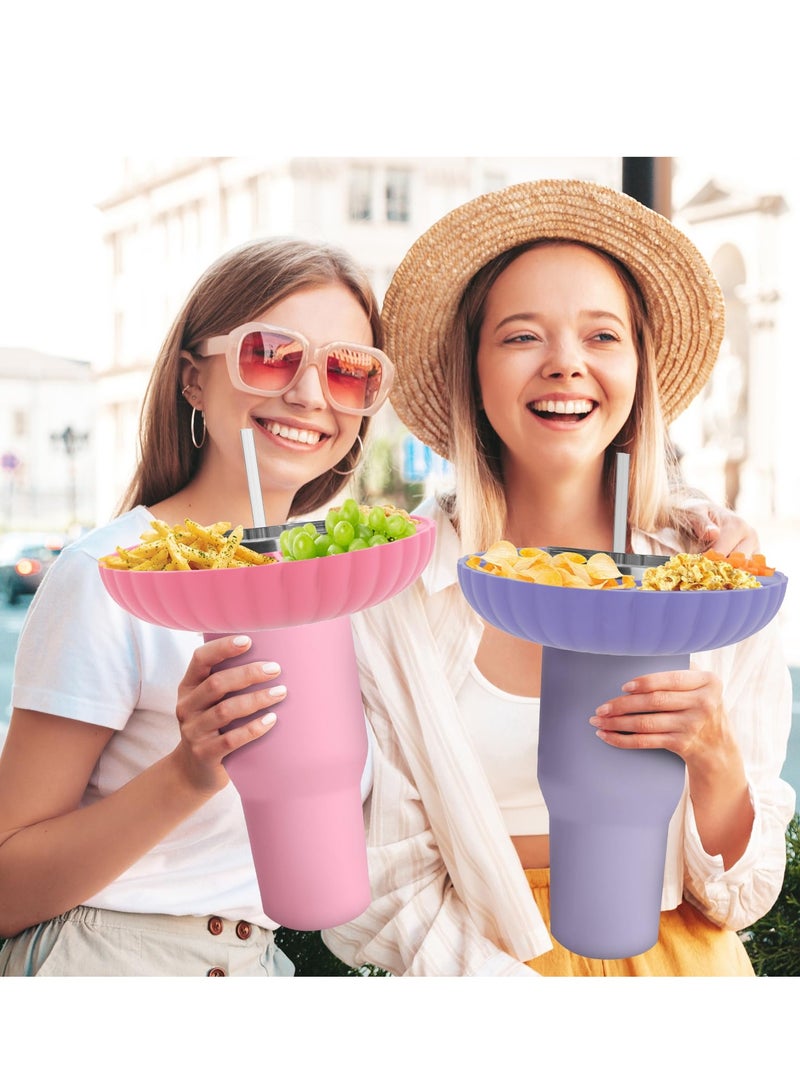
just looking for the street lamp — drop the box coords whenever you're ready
[51,426,89,526]
[621,157,673,217]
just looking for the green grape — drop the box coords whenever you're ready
[324,508,340,536]
[367,507,388,533]
[340,498,362,527]
[291,531,316,560]
[314,533,332,557]
[332,520,356,548]
[279,503,416,561]
[386,514,408,539]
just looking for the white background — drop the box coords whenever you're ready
[0,1,794,1081]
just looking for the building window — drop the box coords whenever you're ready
[114,310,125,360]
[110,232,123,276]
[348,165,373,222]
[386,168,411,222]
[182,200,201,254]
[223,184,255,244]
[110,228,136,276]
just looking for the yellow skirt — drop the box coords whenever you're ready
[524,868,755,976]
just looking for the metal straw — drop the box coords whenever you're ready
[613,451,630,555]
[240,428,266,528]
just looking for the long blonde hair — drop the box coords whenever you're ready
[116,237,382,517]
[444,240,696,552]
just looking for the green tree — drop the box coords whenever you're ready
[740,813,800,976]
[276,927,388,976]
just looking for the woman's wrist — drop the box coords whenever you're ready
[162,745,228,807]
[686,733,754,867]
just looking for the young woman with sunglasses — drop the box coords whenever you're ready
[0,238,392,976]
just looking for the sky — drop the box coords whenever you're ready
[0,155,116,361]
[0,0,793,365]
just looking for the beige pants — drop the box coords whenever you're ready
[0,905,295,977]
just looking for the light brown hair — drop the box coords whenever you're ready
[444,239,695,552]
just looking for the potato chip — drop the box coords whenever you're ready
[482,540,523,564]
[551,551,589,567]
[585,553,623,581]
[466,542,634,589]
[519,546,552,561]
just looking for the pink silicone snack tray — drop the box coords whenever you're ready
[99,515,435,632]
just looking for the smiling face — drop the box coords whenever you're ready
[476,242,639,482]
[185,282,371,511]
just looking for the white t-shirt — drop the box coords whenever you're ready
[456,663,548,835]
[12,507,277,926]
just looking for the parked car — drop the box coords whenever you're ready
[0,532,66,605]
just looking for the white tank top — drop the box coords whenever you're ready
[455,662,549,835]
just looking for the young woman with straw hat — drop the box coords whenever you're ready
[323,179,795,976]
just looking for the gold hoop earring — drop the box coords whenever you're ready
[191,407,206,449]
[331,433,363,476]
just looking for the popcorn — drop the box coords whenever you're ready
[640,553,761,591]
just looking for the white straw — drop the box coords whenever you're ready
[613,451,630,554]
[240,428,266,528]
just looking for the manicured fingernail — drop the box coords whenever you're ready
[261,712,277,728]
[589,716,601,727]
[261,662,280,674]
[268,685,287,698]
[232,635,250,647]
[595,704,610,716]
[622,682,636,692]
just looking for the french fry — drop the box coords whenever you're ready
[165,531,191,570]
[210,525,242,569]
[98,518,276,572]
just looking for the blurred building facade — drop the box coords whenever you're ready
[5,156,796,555]
[669,179,797,524]
[0,348,94,531]
[91,156,622,518]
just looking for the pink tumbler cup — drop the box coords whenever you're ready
[208,615,370,931]
[98,515,436,933]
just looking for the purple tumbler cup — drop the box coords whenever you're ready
[457,557,787,958]
[539,646,687,958]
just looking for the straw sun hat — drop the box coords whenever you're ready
[381,178,725,460]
